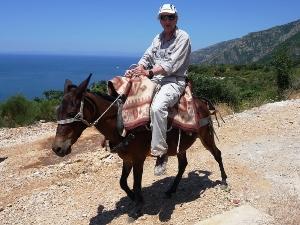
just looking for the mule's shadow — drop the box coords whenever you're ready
[0,157,8,164]
[89,170,220,225]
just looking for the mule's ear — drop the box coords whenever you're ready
[64,79,73,93]
[76,73,92,96]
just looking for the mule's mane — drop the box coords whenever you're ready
[88,90,117,102]
[68,85,116,102]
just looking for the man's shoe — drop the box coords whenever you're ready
[110,133,135,153]
[154,154,168,176]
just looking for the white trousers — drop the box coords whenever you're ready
[150,79,186,156]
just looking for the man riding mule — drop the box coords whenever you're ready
[52,4,227,219]
[125,4,191,176]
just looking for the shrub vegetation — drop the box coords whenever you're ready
[1,54,300,127]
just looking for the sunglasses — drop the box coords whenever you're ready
[160,14,176,21]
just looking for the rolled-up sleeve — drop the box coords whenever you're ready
[159,34,191,76]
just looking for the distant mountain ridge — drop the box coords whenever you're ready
[191,19,300,65]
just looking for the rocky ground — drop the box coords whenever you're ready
[0,99,299,225]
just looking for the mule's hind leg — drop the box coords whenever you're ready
[211,145,227,185]
[165,152,188,198]
[199,126,227,185]
[120,161,135,201]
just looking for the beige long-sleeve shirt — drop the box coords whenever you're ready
[138,28,191,78]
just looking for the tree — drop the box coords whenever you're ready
[43,90,63,101]
[272,48,292,93]
[89,80,107,94]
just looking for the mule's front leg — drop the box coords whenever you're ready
[120,161,134,201]
[129,161,144,219]
[165,152,188,198]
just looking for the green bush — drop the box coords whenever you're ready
[35,99,59,121]
[233,64,243,71]
[43,90,63,101]
[0,103,4,127]
[187,64,286,111]
[188,64,210,74]
[34,90,62,122]
[89,80,107,94]
[0,95,39,127]
[189,73,240,109]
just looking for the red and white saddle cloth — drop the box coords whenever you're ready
[108,76,206,133]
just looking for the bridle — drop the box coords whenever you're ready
[57,64,135,127]
[57,94,122,127]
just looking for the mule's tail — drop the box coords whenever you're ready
[198,97,225,141]
[200,97,225,128]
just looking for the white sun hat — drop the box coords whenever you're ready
[158,4,177,15]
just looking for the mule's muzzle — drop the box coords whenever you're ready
[52,139,72,157]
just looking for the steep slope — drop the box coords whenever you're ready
[191,19,300,65]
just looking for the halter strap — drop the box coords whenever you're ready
[57,117,81,125]
[57,94,122,127]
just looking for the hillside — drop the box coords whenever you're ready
[191,19,300,65]
[258,29,300,63]
[0,99,300,224]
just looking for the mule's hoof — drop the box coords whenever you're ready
[128,207,143,220]
[220,184,228,190]
[127,216,136,223]
[218,181,229,191]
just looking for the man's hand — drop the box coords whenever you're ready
[125,65,149,78]
[124,69,135,78]
[133,66,148,77]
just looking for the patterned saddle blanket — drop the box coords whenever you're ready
[108,76,206,133]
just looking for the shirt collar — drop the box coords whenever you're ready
[160,26,178,41]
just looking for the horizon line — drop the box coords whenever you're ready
[0,51,142,58]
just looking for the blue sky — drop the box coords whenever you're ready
[0,0,299,56]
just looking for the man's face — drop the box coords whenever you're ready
[159,13,177,33]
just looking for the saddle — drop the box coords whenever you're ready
[107,76,212,134]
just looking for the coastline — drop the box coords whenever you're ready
[0,54,139,101]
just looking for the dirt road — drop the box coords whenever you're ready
[0,99,299,225]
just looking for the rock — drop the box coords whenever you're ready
[194,205,274,225]
[232,199,240,205]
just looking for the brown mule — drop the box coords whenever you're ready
[52,74,227,219]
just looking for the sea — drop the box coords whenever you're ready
[0,54,139,101]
